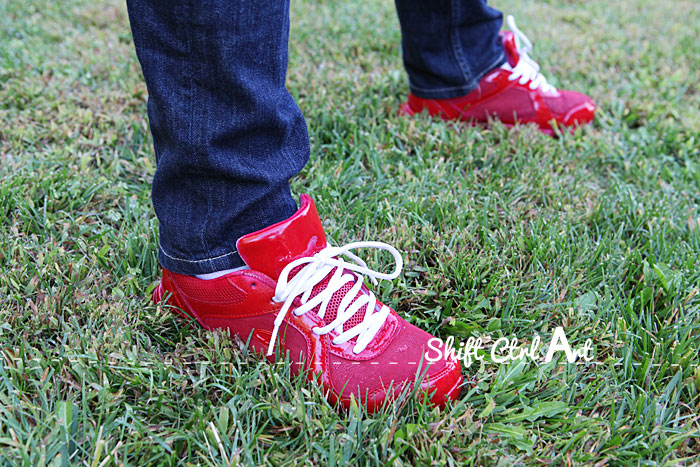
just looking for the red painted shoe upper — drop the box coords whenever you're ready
[400,24,596,133]
[154,195,462,412]
[236,198,327,280]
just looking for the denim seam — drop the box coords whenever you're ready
[448,0,477,90]
[180,2,213,262]
[280,0,290,80]
[159,243,242,264]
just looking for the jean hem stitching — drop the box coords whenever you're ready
[449,0,474,87]
[409,83,478,93]
[158,244,242,264]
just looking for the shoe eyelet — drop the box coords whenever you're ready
[251,282,256,288]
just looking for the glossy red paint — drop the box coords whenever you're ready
[399,31,596,135]
[153,195,463,413]
[236,195,327,280]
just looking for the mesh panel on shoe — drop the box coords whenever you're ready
[306,272,369,336]
[175,275,247,305]
[285,265,374,342]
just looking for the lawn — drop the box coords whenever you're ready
[1,0,699,464]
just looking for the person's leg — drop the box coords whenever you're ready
[126,0,309,275]
[394,2,596,134]
[129,0,463,412]
[394,0,506,99]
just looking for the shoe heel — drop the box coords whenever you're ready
[398,101,416,116]
[152,282,165,304]
[153,281,201,328]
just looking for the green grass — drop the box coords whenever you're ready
[1,0,699,464]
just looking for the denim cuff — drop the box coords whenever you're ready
[409,50,507,100]
[158,244,246,276]
[156,183,300,275]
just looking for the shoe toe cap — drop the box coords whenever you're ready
[423,356,463,408]
[546,90,596,126]
[328,319,463,411]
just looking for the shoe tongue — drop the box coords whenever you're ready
[238,195,382,343]
[499,31,520,67]
[236,194,327,280]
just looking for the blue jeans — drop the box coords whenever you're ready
[126,0,505,275]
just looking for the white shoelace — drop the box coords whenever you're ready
[267,241,404,356]
[502,15,557,94]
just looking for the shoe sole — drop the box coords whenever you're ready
[398,101,591,137]
[152,280,462,411]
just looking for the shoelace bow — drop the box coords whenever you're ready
[267,241,404,356]
[505,15,557,93]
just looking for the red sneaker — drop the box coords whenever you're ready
[153,195,462,412]
[400,16,596,135]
